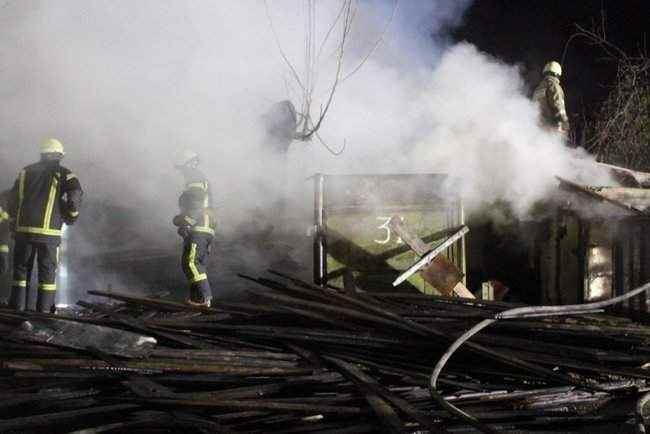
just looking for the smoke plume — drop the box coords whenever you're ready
[0,1,610,299]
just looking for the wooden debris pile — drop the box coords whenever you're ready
[1,271,650,433]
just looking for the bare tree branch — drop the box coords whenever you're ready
[315,130,346,156]
[576,20,650,171]
[265,0,387,156]
[298,0,354,142]
[341,0,399,83]
[264,0,306,92]
[316,0,349,61]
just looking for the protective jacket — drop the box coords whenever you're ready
[174,189,216,238]
[8,160,82,244]
[0,191,10,274]
[174,173,215,305]
[532,75,569,131]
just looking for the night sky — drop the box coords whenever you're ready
[454,0,650,133]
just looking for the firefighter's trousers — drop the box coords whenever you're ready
[10,239,59,312]
[181,235,212,304]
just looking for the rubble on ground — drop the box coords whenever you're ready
[1,272,650,433]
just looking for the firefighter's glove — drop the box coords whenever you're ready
[63,212,79,225]
[0,250,8,275]
[174,214,196,227]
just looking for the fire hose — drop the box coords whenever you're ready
[430,282,650,434]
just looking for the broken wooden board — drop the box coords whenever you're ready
[596,162,650,188]
[10,318,157,358]
[420,256,465,296]
[388,217,473,298]
[592,187,650,213]
[556,176,646,216]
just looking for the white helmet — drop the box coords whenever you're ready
[40,138,65,155]
[175,149,199,168]
[543,61,562,77]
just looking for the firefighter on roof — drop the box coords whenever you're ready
[173,150,215,307]
[532,61,570,135]
[7,138,83,312]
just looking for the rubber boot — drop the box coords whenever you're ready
[9,286,27,311]
[36,290,56,313]
[189,280,212,307]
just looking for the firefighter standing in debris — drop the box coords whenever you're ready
[532,61,570,135]
[173,150,215,307]
[7,139,82,312]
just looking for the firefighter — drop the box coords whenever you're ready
[7,139,83,312]
[174,149,212,208]
[173,150,215,306]
[0,191,10,275]
[532,61,570,135]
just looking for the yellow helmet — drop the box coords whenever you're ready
[40,138,65,155]
[543,61,562,77]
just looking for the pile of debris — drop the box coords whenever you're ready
[1,272,650,433]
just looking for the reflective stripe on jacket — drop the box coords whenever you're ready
[0,190,10,250]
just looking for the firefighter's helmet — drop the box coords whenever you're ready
[175,149,199,168]
[40,138,65,155]
[543,61,562,77]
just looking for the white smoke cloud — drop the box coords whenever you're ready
[286,28,611,218]
[409,43,610,216]
[0,1,484,229]
[0,1,612,298]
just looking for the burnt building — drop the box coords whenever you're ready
[312,167,650,320]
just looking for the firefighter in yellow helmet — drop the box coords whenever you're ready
[7,139,83,312]
[173,150,215,307]
[532,61,570,135]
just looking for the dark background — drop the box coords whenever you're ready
[453,1,650,300]
[453,0,650,137]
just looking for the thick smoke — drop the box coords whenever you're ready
[0,1,610,298]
